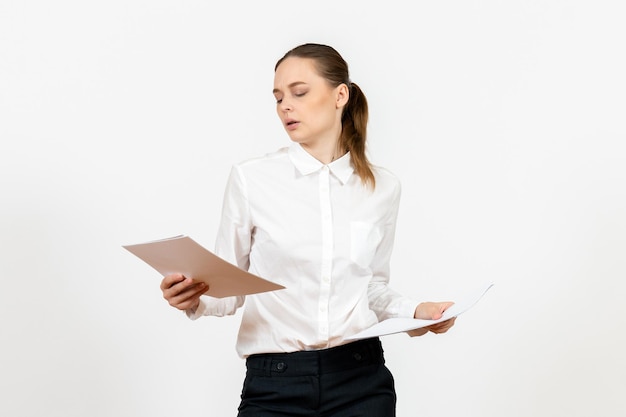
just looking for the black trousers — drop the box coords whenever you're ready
[237,338,396,417]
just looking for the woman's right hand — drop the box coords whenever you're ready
[160,273,208,311]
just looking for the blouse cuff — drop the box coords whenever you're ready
[397,297,421,319]
[185,298,208,320]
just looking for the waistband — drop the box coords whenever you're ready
[245,338,385,377]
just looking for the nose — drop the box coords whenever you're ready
[278,97,292,112]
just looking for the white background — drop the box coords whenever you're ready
[1,1,625,416]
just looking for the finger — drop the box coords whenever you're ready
[162,276,198,298]
[162,279,200,305]
[407,328,428,337]
[432,302,455,320]
[437,318,455,331]
[437,301,454,315]
[170,294,200,310]
[430,317,456,333]
[440,301,455,311]
[160,273,186,291]
[167,282,208,309]
[170,281,206,301]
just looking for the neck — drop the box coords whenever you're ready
[302,141,345,164]
[300,126,345,164]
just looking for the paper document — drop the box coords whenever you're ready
[123,235,285,298]
[346,282,494,340]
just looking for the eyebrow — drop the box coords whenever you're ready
[273,81,307,94]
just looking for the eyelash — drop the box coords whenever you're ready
[275,92,306,104]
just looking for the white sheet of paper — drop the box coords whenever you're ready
[123,235,285,298]
[346,282,494,340]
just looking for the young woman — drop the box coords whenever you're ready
[160,43,456,417]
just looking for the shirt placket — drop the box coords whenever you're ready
[318,165,332,342]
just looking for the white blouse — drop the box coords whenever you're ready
[188,143,418,358]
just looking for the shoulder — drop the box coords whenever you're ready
[371,164,402,194]
[232,146,291,174]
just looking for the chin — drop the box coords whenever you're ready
[286,132,306,144]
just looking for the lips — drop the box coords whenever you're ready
[285,118,300,131]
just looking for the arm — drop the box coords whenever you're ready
[160,165,251,318]
[367,180,419,320]
[366,177,456,336]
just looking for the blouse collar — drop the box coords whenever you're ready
[288,143,354,185]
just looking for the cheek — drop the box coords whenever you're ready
[308,97,336,123]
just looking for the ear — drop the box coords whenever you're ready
[335,83,350,109]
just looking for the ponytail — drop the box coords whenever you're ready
[340,82,375,188]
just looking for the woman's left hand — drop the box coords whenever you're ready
[407,301,456,337]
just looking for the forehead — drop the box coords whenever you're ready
[273,57,323,88]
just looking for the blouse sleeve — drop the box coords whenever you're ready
[186,165,250,319]
[367,179,419,321]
